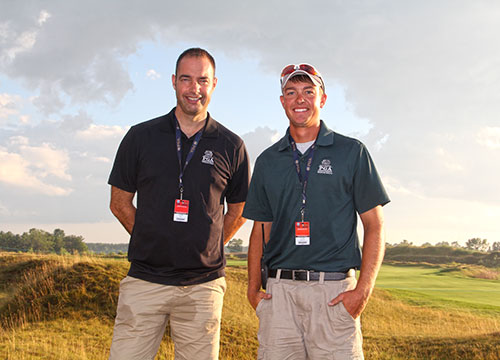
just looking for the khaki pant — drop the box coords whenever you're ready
[109,276,226,360]
[256,276,363,360]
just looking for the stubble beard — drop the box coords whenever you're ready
[177,93,208,118]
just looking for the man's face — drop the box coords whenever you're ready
[280,79,327,128]
[172,56,217,119]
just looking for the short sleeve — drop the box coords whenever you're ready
[353,144,390,214]
[242,156,274,221]
[225,141,250,204]
[108,127,139,193]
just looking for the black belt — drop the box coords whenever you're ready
[268,268,355,281]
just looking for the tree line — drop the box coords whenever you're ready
[385,238,500,267]
[225,238,245,253]
[85,243,128,254]
[0,228,88,254]
[225,237,500,254]
[390,238,500,252]
[2,228,497,261]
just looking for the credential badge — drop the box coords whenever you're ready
[201,150,215,165]
[317,159,333,174]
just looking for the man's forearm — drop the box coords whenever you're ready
[223,202,246,244]
[110,186,136,235]
[357,230,384,297]
[356,206,385,297]
[113,205,136,235]
[247,224,264,293]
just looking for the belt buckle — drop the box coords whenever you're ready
[292,270,310,281]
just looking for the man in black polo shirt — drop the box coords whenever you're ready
[108,48,250,360]
[244,64,389,359]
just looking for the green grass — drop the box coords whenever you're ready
[376,264,500,313]
[226,258,247,267]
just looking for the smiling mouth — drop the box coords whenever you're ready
[187,96,202,102]
[294,108,308,113]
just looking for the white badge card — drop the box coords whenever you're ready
[295,221,310,245]
[173,199,189,222]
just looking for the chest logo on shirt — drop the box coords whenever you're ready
[201,150,215,165]
[317,159,333,175]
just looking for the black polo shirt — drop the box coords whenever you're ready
[108,108,250,285]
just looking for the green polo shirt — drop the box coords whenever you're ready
[242,120,390,272]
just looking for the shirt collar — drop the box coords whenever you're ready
[278,120,334,151]
[160,107,218,138]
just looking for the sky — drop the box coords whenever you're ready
[1,1,499,247]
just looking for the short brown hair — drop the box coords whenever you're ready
[175,48,216,75]
[287,74,314,86]
[284,74,324,94]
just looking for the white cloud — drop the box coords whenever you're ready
[1,29,37,64]
[146,69,161,80]
[374,133,389,151]
[477,126,500,150]
[0,117,123,222]
[37,10,51,26]
[436,147,464,172]
[270,131,282,143]
[0,201,9,216]
[77,151,112,163]
[93,156,111,163]
[76,124,127,140]
[9,135,29,145]
[0,134,72,196]
[382,176,425,199]
[60,110,92,131]
[0,146,72,195]
[0,9,50,66]
[19,142,72,181]
[1,4,135,114]
[31,83,65,115]
[242,126,281,164]
[0,93,22,119]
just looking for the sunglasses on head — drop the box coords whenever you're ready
[280,63,320,78]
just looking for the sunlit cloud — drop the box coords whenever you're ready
[0,146,72,196]
[76,124,127,140]
[436,148,464,172]
[477,126,500,150]
[37,10,51,26]
[146,69,161,80]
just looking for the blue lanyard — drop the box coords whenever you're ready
[175,118,203,199]
[289,135,316,222]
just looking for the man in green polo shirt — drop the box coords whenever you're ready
[243,63,390,359]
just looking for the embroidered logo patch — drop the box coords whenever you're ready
[317,159,333,174]
[201,150,215,165]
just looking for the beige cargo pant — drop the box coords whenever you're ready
[255,276,363,360]
[109,276,226,360]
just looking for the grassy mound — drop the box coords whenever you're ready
[0,253,128,327]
